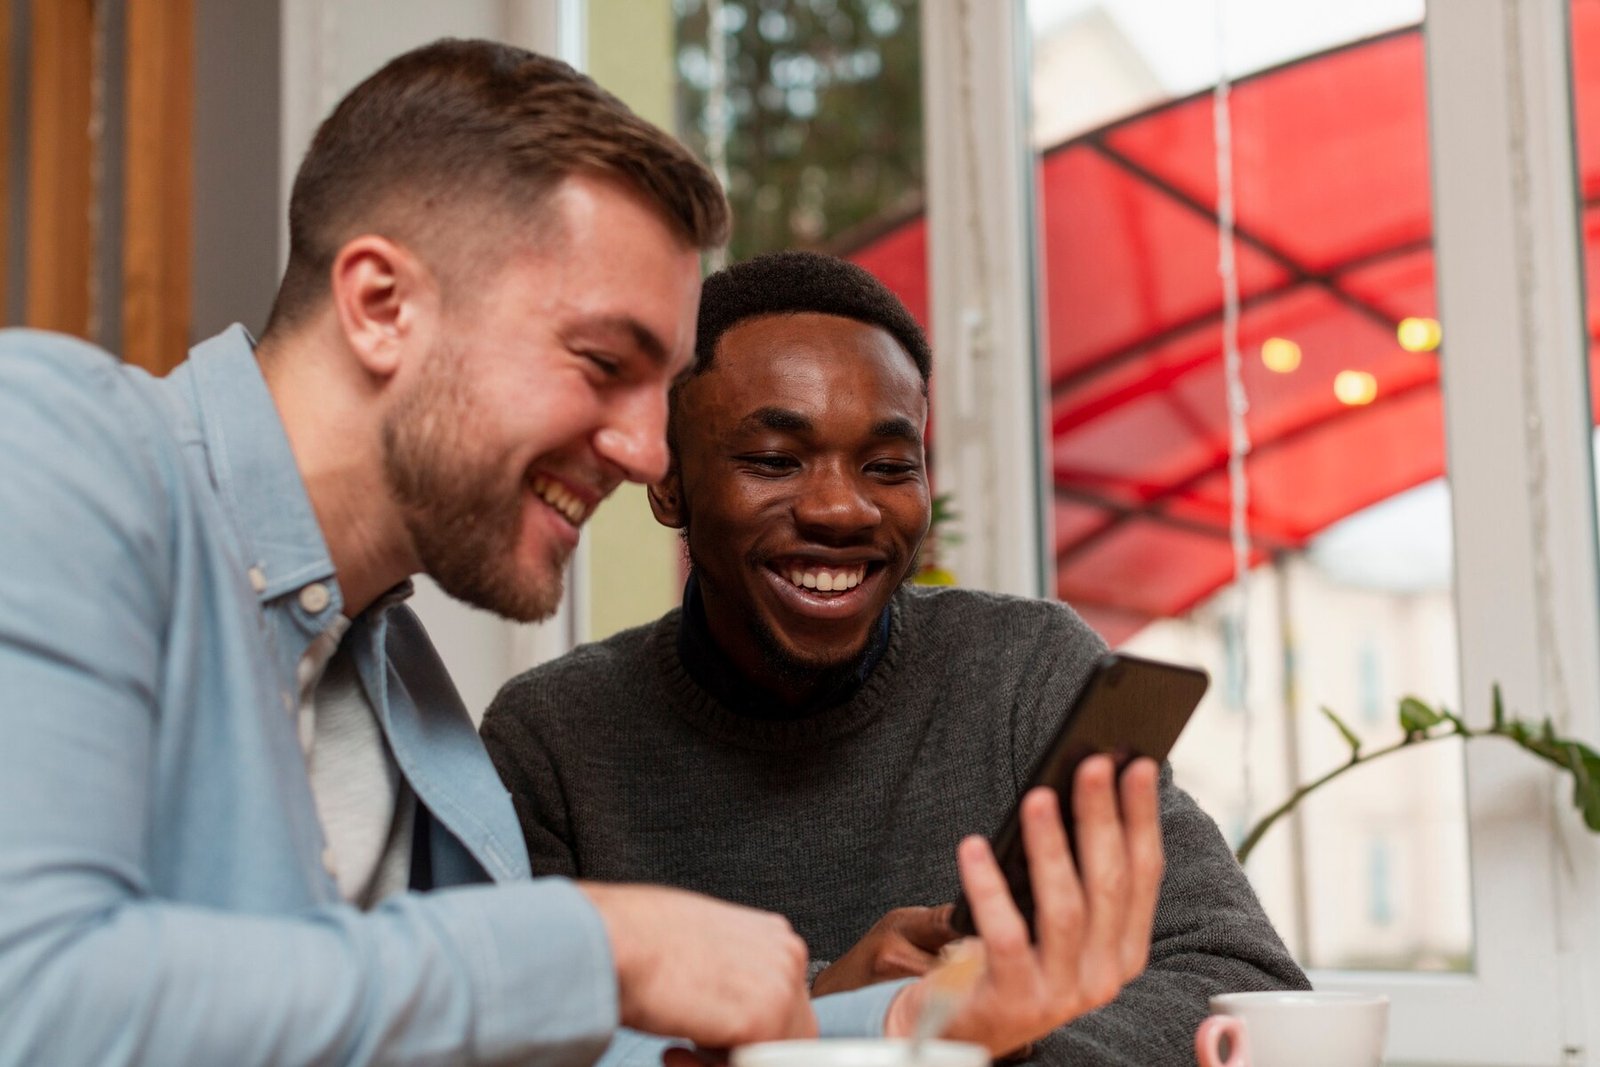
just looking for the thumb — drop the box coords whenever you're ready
[900,904,961,952]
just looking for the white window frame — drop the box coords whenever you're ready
[921,0,1052,598]
[926,1,1600,1062]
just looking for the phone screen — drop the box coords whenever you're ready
[949,651,1209,937]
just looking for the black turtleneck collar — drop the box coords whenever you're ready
[675,572,893,721]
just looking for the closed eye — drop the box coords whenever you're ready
[739,454,799,474]
[580,351,623,379]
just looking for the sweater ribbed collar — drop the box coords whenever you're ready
[653,580,910,752]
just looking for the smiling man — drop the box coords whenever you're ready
[483,250,1308,1066]
[1,42,827,1066]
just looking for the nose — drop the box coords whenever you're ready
[593,384,671,484]
[792,463,881,540]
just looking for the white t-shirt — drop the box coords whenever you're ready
[295,617,414,907]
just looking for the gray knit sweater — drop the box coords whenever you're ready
[481,585,1308,1065]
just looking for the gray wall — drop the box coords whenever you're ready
[191,0,282,342]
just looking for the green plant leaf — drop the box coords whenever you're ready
[1581,756,1600,832]
[1569,749,1600,832]
[1399,696,1444,734]
[1235,682,1600,863]
[1569,744,1592,805]
[1320,706,1362,758]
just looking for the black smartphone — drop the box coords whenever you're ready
[950,651,1210,936]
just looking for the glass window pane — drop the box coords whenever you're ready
[1025,0,1470,973]
[1571,1,1600,584]
[673,0,924,265]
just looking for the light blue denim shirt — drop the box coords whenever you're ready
[0,326,898,1065]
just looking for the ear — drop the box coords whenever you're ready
[647,467,686,528]
[328,235,435,382]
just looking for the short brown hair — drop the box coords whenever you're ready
[265,38,728,331]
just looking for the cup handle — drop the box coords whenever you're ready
[1195,1015,1249,1067]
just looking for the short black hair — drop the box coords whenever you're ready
[692,250,931,381]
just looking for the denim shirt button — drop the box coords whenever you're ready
[299,583,331,614]
[247,566,267,593]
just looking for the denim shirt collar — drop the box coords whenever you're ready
[174,324,342,610]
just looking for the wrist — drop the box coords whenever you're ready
[882,983,922,1038]
[577,882,647,1015]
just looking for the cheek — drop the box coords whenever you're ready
[892,491,933,543]
[506,379,602,453]
[692,483,788,544]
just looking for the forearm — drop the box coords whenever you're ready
[0,878,617,1066]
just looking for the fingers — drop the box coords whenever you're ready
[587,883,813,1048]
[939,756,1165,1055]
[1117,758,1164,974]
[1068,755,1132,1002]
[956,834,1033,1001]
[896,903,961,953]
[1017,784,1085,987]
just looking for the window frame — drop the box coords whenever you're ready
[930,1,1600,1062]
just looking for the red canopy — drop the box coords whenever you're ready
[849,17,1600,644]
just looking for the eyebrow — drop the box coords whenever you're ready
[738,408,923,446]
[743,407,812,434]
[871,417,922,445]
[576,315,670,368]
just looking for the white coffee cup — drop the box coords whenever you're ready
[731,1038,990,1067]
[1194,990,1389,1067]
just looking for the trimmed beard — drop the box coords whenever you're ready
[381,341,566,622]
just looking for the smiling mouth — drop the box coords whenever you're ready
[529,474,594,527]
[772,561,872,595]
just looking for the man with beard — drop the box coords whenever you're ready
[482,250,1309,1066]
[0,43,1003,1065]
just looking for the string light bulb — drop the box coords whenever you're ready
[1334,370,1378,406]
[1260,337,1302,373]
[1397,316,1442,353]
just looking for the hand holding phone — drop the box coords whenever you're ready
[885,755,1166,1056]
[950,652,1208,936]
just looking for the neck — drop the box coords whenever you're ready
[257,324,417,616]
[702,606,828,711]
[686,575,877,713]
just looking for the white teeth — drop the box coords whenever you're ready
[531,475,587,525]
[783,564,868,593]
